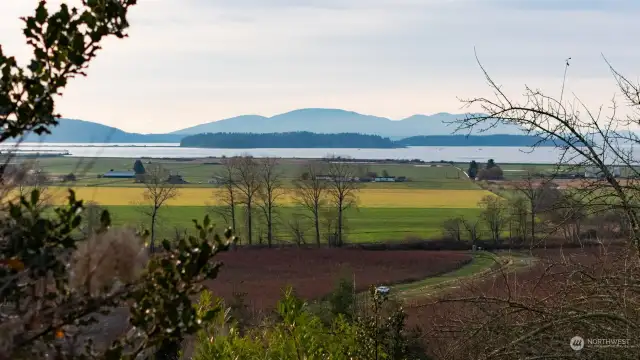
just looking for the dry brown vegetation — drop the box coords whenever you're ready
[407,246,640,359]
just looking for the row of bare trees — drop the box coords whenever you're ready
[214,155,362,247]
[443,174,632,247]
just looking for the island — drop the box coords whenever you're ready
[179,131,400,149]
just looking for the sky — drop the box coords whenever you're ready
[1,0,639,134]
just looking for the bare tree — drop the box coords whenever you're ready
[424,53,640,359]
[287,214,308,246]
[321,207,341,246]
[510,172,560,245]
[256,157,284,247]
[5,162,52,210]
[461,216,481,246]
[325,156,361,246]
[442,217,464,242]
[141,164,178,252]
[213,157,238,235]
[507,196,528,245]
[233,155,261,245]
[292,160,327,246]
[478,195,507,245]
[545,192,587,244]
[453,53,640,248]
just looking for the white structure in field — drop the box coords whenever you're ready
[375,286,390,296]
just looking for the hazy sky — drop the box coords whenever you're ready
[1,0,639,133]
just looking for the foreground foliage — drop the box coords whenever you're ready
[0,189,234,359]
[193,287,428,360]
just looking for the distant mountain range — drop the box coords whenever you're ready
[6,108,536,145]
[8,119,183,143]
[171,108,524,137]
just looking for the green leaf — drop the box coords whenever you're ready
[71,215,82,229]
[201,308,220,322]
[9,204,21,219]
[35,1,48,25]
[100,209,111,228]
[30,188,40,206]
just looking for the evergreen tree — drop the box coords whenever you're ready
[133,159,146,174]
[468,160,478,178]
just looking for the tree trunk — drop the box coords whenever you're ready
[337,201,343,247]
[246,201,252,245]
[530,206,536,247]
[150,208,157,253]
[267,204,273,248]
[231,200,236,234]
[314,206,321,247]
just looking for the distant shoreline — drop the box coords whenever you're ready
[0,144,180,148]
[2,143,557,148]
[0,142,572,164]
[4,134,562,148]
[0,152,561,166]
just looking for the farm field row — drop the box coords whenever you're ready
[102,205,485,243]
[23,157,479,190]
[36,186,495,208]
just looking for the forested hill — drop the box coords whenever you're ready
[180,132,399,148]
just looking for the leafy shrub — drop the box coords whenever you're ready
[193,286,426,360]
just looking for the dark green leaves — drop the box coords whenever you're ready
[30,188,40,207]
[127,215,234,357]
[35,1,48,25]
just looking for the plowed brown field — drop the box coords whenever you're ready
[206,248,472,310]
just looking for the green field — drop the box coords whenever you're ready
[17,156,507,243]
[26,157,478,190]
[104,205,485,243]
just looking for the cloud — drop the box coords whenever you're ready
[0,0,638,133]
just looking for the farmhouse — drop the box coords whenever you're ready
[371,176,407,182]
[102,170,135,179]
[314,175,360,182]
[374,176,396,182]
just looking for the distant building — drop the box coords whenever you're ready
[103,170,135,179]
[373,177,396,182]
[314,175,333,181]
[314,175,360,182]
[167,174,188,184]
[208,176,227,184]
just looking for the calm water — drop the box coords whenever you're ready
[0,143,571,164]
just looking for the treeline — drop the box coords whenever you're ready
[397,134,560,147]
[441,177,632,247]
[180,132,581,149]
[213,155,364,247]
[180,131,398,148]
